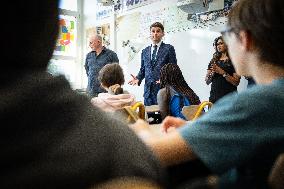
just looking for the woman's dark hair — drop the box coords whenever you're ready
[228,0,284,67]
[150,22,164,32]
[160,64,201,111]
[98,63,124,95]
[209,36,230,66]
[213,36,226,52]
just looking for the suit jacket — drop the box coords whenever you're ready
[136,42,177,98]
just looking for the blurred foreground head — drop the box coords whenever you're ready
[3,0,59,70]
[227,0,284,67]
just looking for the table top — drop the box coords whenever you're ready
[145,105,160,112]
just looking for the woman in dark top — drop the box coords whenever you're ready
[205,36,241,103]
[157,63,201,120]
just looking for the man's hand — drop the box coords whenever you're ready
[161,116,187,133]
[129,119,155,140]
[128,74,139,86]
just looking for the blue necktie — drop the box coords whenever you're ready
[151,45,157,62]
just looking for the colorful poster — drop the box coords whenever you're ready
[54,15,77,57]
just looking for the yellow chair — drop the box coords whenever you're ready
[182,101,213,121]
[192,101,213,120]
[130,102,145,120]
[121,102,145,124]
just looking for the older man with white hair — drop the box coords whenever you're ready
[85,34,119,97]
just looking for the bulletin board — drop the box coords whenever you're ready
[86,24,111,48]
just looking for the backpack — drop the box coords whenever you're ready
[169,93,191,120]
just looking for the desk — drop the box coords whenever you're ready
[145,105,160,113]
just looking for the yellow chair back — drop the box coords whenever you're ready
[120,102,145,124]
[130,102,145,120]
[182,101,213,121]
[192,101,213,120]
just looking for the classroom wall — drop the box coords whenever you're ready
[82,0,97,88]
[82,0,117,89]
[82,0,247,102]
[121,28,247,103]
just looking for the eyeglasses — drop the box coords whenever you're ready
[220,27,234,43]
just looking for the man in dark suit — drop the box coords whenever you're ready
[129,22,177,106]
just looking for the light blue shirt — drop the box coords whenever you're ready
[151,41,162,61]
[179,78,284,188]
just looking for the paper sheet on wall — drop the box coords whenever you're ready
[117,12,144,63]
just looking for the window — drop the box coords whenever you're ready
[54,14,77,57]
[59,0,77,11]
[48,59,77,87]
[48,0,82,89]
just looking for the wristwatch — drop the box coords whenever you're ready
[223,73,229,78]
